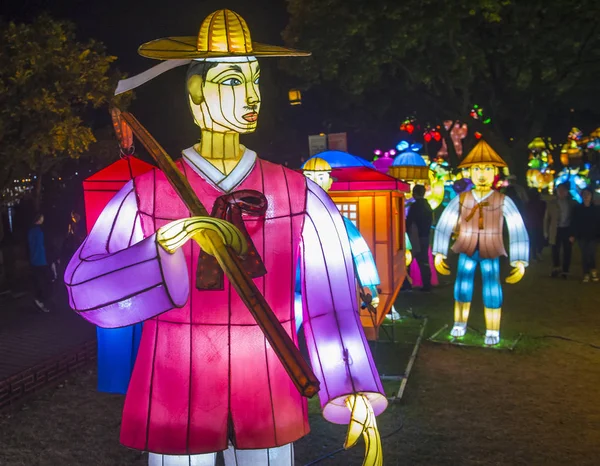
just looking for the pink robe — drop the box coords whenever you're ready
[65,150,387,455]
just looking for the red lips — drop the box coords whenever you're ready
[242,112,258,122]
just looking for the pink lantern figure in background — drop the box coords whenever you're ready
[437,121,468,159]
[373,150,394,174]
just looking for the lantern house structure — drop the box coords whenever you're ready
[82,156,154,393]
[307,151,410,339]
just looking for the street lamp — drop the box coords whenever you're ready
[288,89,302,106]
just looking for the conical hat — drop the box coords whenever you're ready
[458,140,507,168]
[139,9,309,59]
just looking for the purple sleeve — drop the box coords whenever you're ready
[64,180,189,328]
[300,181,387,424]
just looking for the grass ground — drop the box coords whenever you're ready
[1,248,599,465]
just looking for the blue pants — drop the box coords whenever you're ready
[454,251,503,308]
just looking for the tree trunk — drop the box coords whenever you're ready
[34,171,43,212]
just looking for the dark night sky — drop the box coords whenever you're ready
[3,1,597,163]
[1,0,317,164]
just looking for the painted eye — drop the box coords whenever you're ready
[254,77,260,84]
[221,78,242,86]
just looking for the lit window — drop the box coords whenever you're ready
[336,203,358,226]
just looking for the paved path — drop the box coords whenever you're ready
[0,284,95,382]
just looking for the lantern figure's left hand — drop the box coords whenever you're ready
[344,394,382,466]
[157,217,248,256]
[367,285,380,309]
[505,261,526,284]
[434,253,451,275]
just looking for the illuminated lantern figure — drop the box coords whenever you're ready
[304,153,410,339]
[432,140,529,345]
[64,9,387,466]
[372,151,394,174]
[526,137,555,193]
[301,157,381,309]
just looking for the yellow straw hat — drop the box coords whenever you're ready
[115,9,309,95]
[139,9,309,59]
[458,140,507,168]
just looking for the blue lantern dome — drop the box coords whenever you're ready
[308,150,375,169]
[391,151,428,167]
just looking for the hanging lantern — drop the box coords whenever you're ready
[110,107,134,154]
[288,89,302,106]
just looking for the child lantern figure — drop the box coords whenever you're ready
[64,9,386,466]
[432,140,529,345]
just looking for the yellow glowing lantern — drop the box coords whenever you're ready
[288,89,302,106]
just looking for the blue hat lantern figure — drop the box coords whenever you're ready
[307,150,376,169]
[388,141,429,181]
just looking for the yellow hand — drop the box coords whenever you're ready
[434,253,451,276]
[506,261,526,284]
[405,250,413,266]
[156,216,247,256]
[371,296,380,309]
[344,394,383,466]
[367,286,379,309]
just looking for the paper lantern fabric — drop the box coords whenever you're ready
[83,156,154,394]
[308,150,376,169]
[343,217,380,287]
[65,152,386,453]
[433,191,529,266]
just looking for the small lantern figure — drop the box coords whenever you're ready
[288,88,302,106]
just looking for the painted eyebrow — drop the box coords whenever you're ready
[227,65,243,73]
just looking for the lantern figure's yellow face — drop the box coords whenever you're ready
[188,58,261,134]
[304,170,333,192]
[469,164,497,189]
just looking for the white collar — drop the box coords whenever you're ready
[471,189,494,203]
[182,146,257,192]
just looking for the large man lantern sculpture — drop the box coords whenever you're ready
[432,140,529,345]
[64,9,386,466]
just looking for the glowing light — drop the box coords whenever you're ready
[374,149,381,156]
[288,89,302,106]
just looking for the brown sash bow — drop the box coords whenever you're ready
[464,201,489,230]
[196,190,268,290]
